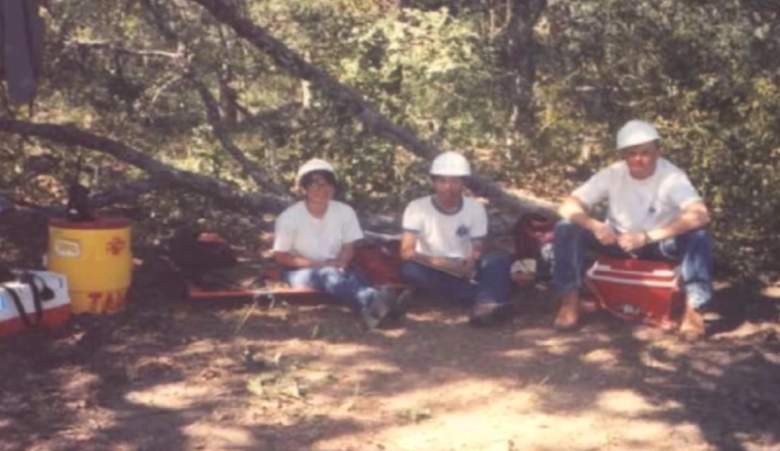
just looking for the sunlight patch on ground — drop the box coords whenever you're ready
[530,336,579,355]
[638,349,678,372]
[314,343,382,359]
[59,370,101,393]
[382,378,528,412]
[760,282,780,298]
[689,356,728,380]
[595,389,656,414]
[314,383,709,451]
[406,311,469,326]
[125,382,215,409]
[506,326,558,339]
[181,423,254,448]
[631,326,681,344]
[172,338,224,357]
[500,348,538,360]
[312,349,402,377]
[581,348,620,366]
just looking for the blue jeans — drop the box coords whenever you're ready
[551,220,713,309]
[400,253,512,305]
[283,266,376,312]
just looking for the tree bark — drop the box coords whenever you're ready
[498,0,547,135]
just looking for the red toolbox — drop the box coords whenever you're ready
[585,256,684,329]
[0,270,71,337]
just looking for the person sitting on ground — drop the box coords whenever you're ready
[399,151,513,326]
[272,158,399,329]
[552,119,713,338]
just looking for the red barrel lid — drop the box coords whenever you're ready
[49,217,131,230]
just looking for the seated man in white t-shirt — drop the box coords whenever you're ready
[399,151,513,326]
[273,158,399,329]
[552,120,713,338]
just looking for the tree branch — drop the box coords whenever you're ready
[0,119,289,213]
[189,0,440,160]
[88,178,161,208]
[65,39,184,60]
[188,0,553,215]
[190,77,288,196]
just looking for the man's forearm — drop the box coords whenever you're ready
[401,232,471,277]
[274,251,320,268]
[646,203,710,242]
[468,240,484,265]
[334,244,355,267]
[410,252,447,269]
[404,251,467,277]
[559,196,597,232]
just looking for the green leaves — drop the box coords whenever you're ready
[5,0,779,277]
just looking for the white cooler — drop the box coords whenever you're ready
[0,270,71,337]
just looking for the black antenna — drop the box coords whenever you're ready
[66,153,94,222]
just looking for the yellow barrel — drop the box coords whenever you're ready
[47,217,132,314]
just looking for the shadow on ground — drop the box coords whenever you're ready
[1,257,779,450]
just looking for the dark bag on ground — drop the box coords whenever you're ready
[512,213,556,282]
[168,228,238,282]
[192,262,273,291]
[352,240,404,285]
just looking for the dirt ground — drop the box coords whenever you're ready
[2,211,780,451]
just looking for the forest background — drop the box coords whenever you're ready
[1,0,778,279]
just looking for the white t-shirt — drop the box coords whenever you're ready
[572,158,702,233]
[402,195,487,259]
[273,200,364,262]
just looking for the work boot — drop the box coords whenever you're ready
[553,291,580,331]
[679,305,705,341]
[469,301,507,327]
[388,287,413,321]
[361,293,391,330]
[375,285,407,321]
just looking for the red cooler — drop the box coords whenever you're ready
[585,256,684,329]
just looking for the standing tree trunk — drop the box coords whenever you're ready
[498,0,547,139]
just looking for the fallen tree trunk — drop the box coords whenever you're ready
[0,118,291,214]
[0,117,555,235]
[189,0,554,215]
[89,178,163,208]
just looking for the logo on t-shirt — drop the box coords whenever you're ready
[456,225,470,239]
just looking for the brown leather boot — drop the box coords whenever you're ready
[554,291,580,331]
[679,305,705,340]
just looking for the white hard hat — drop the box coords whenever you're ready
[296,158,335,185]
[430,151,471,176]
[616,120,661,150]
